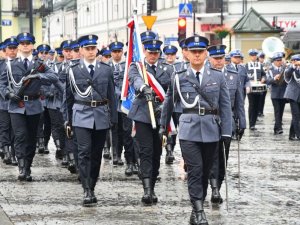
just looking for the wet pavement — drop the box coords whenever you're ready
[0,94,299,225]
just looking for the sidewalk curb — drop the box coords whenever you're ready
[0,206,13,225]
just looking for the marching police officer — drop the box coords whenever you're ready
[284,54,300,140]
[266,52,287,134]
[0,37,19,165]
[99,47,111,63]
[245,49,267,130]
[0,32,58,181]
[207,44,246,204]
[160,36,232,225]
[128,37,173,205]
[64,34,117,206]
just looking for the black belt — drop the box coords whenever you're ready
[22,94,40,101]
[75,99,108,107]
[182,108,218,116]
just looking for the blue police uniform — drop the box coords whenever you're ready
[0,33,58,181]
[160,36,232,225]
[284,55,300,140]
[65,34,117,206]
[266,52,287,134]
[245,49,267,130]
[128,38,173,205]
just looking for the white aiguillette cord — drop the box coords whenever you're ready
[69,67,92,98]
[6,59,25,88]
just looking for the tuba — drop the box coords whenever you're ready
[262,37,285,58]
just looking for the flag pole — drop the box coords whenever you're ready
[133,9,157,129]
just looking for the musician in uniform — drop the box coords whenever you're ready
[128,37,173,205]
[0,32,58,181]
[266,52,287,134]
[284,54,300,141]
[160,36,232,225]
[64,34,117,206]
[245,49,266,130]
[207,44,246,204]
[0,37,19,165]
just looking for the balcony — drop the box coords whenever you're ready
[12,0,53,17]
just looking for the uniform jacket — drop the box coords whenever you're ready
[127,60,173,124]
[224,68,246,129]
[266,64,287,99]
[226,63,250,90]
[284,66,300,102]
[65,59,117,130]
[0,59,9,110]
[0,57,58,115]
[245,61,266,82]
[160,66,232,142]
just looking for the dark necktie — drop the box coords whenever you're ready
[196,71,201,84]
[23,58,28,70]
[115,63,119,72]
[151,65,156,73]
[235,64,238,71]
[88,65,94,78]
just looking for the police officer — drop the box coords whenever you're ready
[64,34,117,206]
[207,45,246,204]
[36,43,52,154]
[0,37,19,165]
[99,47,111,63]
[0,32,58,181]
[160,36,232,225]
[0,42,6,160]
[55,47,64,63]
[284,54,300,140]
[245,49,266,130]
[128,37,172,205]
[225,54,231,65]
[179,38,190,70]
[266,52,287,134]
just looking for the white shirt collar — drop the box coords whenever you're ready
[20,54,33,62]
[191,66,205,76]
[84,59,97,71]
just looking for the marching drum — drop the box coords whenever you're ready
[250,82,267,93]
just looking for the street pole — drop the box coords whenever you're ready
[126,0,128,42]
[106,0,109,44]
[0,0,2,42]
[29,0,33,34]
[220,0,224,44]
[192,1,196,34]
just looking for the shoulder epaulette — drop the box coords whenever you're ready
[100,61,111,68]
[210,67,222,72]
[70,62,79,68]
[175,69,187,74]
[226,68,238,74]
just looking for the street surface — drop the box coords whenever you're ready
[0,93,299,225]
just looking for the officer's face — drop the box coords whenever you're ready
[48,54,54,61]
[209,56,225,70]
[144,50,160,64]
[38,51,49,60]
[63,49,72,60]
[249,55,257,62]
[5,46,18,59]
[101,55,111,63]
[81,46,97,62]
[231,56,241,64]
[188,49,207,68]
[111,50,123,62]
[57,55,64,62]
[182,48,189,61]
[71,48,81,59]
[18,41,33,54]
[273,58,283,67]
[164,53,176,64]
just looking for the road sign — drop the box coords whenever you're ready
[179,3,192,18]
[2,19,12,26]
[142,16,157,30]
[164,37,178,46]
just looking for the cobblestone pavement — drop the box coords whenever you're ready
[0,94,299,225]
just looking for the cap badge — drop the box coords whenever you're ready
[195,36,199,42]
[89,35,93,40]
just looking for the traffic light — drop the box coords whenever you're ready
[178,17,187,41]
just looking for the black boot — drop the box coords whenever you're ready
[141,178,152,205]
[190,200,208,225]
[125,163,133,176]
[210,179,222,204]
[18,158,26,181]
[67,153,77,174]
[3,146,12,165]
[61,155,69,167]
[103,141,111,160]
[132,163,139,175]
[152,178,158,204]
[38,137,45,154]
[90,179,97,204]
[82,179,94,207]
[165,144,174,164]
[0,147,4,159]
[44,145,49,154]
[10,147,18,166]
[117,156,124,166]
[25,160,32,182]
[55,140,63,159]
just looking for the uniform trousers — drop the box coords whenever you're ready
[0,109,14,147]
[135,121,162,180]
[10,113,40,165]
[75,126,107,188]
[247,92,262,127]
[271,98,286,132]
[289,100,300,137]
[180,140,218,201]
[258,91,267,115]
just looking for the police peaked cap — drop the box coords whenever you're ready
[185,35,209,50]
[78,34,98,47]
[37,44,51,53]
[163,45,178,54]
[143,39,163,52]
[207,45,226,57]
[109,41,124,51]
[17,32,36,44]
[3,37,19,47]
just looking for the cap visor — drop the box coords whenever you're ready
[146,49,160,53]
[188,47,206,51]
[210,54,225,58]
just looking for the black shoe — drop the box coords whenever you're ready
[61,155,69,167]
[83,189,95,207]
[125,163,133,176]
[190,200,208,225]
[44,146,49,154]
[18,159,26,181]
[165,150,174,164]
[0,147,4,159]
[141,178,152,206]
[38,138,45,154]
[11,156,18,166]
[25,168,32,182]
[250,126,257,131]
[103,147,111,160]
[210,179,222,204]
[68,161,77,174]
[274,129,283,135]
[132,163,139,175]
[91,190,97,203]
[55,150,63,159]
[113,158,118,165]
[117,157,124,166]
[152,190,158,204]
